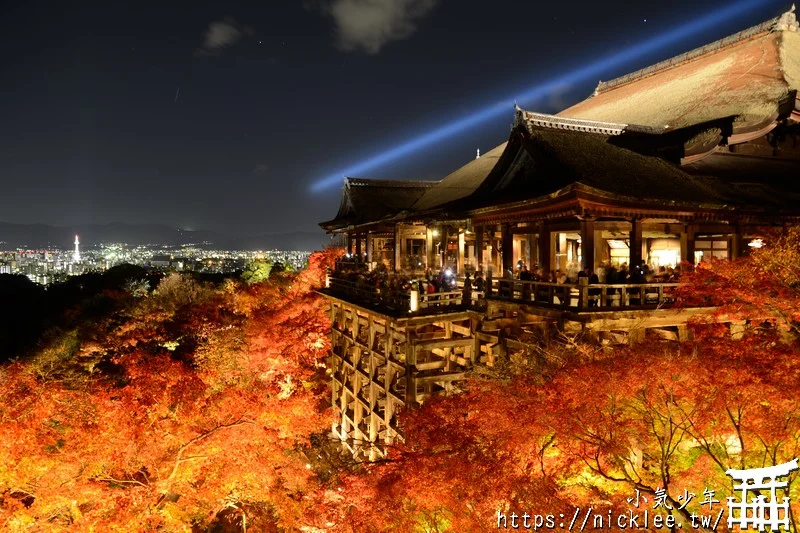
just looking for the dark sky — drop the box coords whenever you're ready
[0,0,788,236]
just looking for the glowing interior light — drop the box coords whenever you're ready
[748,238,764,248]
[309,0,778,193]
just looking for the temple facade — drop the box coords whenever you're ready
[319,7,800,459]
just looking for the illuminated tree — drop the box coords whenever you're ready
[241,260,273,285]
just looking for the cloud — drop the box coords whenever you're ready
[308,0,439,54]
[252,163,269,175]
[199,18,253,54]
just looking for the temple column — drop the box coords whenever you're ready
[346,233,353,255]
[457,229,466,275]
[537,222,551,274]
[526,234,534,267]
[425,226,434,270]
[355,234,362,260]
[501,223,513,278]
[629,218,643,268]
[366,232,373,265]
[441,226,449,269]
[680,223,696,266]
[475,226,484,273]
[580,218,595,272]
[730,225,744,259]
[393,224,401,272]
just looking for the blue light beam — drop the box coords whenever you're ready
[310,0,782,193]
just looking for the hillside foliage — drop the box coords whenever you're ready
[2,230,800,531]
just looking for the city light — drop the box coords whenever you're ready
[309,0,778,193]
[0,243,313,286]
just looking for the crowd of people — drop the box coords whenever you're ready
[331,255,682,310]
[514,260,681,284]
[331,261,483,303]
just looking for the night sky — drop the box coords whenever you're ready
[0,0,789,237]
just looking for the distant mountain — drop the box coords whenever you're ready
[233,231,332,252]
[0,222,330,251]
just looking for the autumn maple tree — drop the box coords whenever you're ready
[3,231,800,532]
[0,248,343,531]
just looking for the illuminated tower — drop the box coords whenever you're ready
[73,235,81,263]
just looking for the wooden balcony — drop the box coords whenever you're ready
[493,278,681,310]
[324,272,680,314]
[324,275,481,315]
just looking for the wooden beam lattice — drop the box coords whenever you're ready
[328,300,474,459]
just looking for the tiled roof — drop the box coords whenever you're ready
[560,8,799,132]
[320,178,434,230]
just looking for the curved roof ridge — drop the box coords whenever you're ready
[594,9,794,95]
[344,177,437,188]
[515,106,666,135]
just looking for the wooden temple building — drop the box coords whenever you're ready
[319,7,800,459]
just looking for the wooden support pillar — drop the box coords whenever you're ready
[366,232,373,264]
[731,225,744,260]
[346,233,353,255]
[393,224,401,271]
[425,226,434,270]
[501,223,513,277]
[629,218,643,268]
[538,223,551,274]
[457,230,466,275]
[441,226,449,268]
[475,226,484,272]
[526,233,534,267]
[355,234,362,260]
[404,331,417,408]
[580,218,595,272]
[680,223,696,266]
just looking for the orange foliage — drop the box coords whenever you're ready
[4,243,800,531]
[0,250,340,531]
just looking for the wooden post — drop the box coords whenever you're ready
[346,233,353,255]
[526,233,534,267]
[680,223,696,266]
[393,224,402,272]
[426,226,434,270]
[578,276,589,309]
[501,223,513,278]
[475,226,484,273]
[404,331,417,407]
[580,218,595,272]
[538,223,551,274]
[441,225,449,269]
[457,229,466,275]
[730,225,744,259]
[355,234,362,260]
[366,232,373,265]
[629,218,643,269]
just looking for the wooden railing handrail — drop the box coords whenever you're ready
[327,274,682,311]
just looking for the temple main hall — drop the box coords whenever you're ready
[318,7,800,459]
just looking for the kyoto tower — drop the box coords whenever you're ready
[73,235,81,263]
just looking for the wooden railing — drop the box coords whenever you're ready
[327,277,410,310]
[419,290,463,308]
[493,278,680,310]
[326,275,480,313]
[326,273,679,312]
